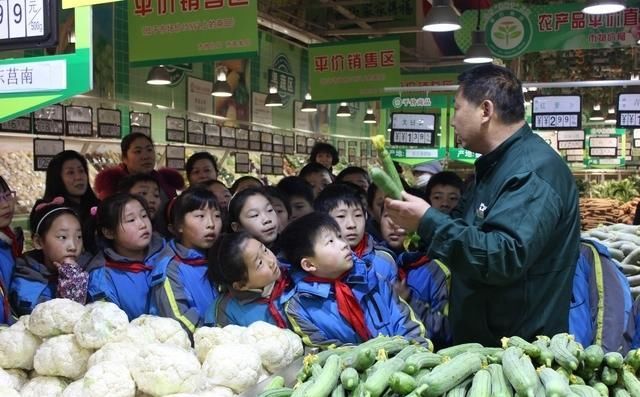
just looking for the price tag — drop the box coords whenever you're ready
[306,137,315,154]
[532,95,582,130]
[204,123,220,147]
[261,132,273,152]
[272,134,284,153]
[186,120,204,145]
[166,116,185,143]
[236,128,249,150]
[589,147,617,157]
[260,154,272,175]
[97,108,121,138]
[391,130,433,146]
[0,0,58,51]
[634,139,640,148]
[235,152,250,174]
[0,115,31,133]
[33,104,63,135]
[129,112,151,136]
[221,126,236,148]
[589,137,618,148]
[348,141,359,163]
[165,145,185,170]
[566,155,584,162]
[284,136,295,154]
[33,137,63,170]
[558,140,584,150]
[566,149,584,156]
[65,105,92,137]
[618,112,640,128]
[557,130,585,141]
[390,113,437,147]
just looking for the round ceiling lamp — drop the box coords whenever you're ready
[583,1,625,15]
[422,0,461,32]
[146,66,171,86]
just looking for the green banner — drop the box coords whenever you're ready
[584,127,626,168]
[308,39,400,102]
[128,0,258,66]
[381,94,452,110]
[400,73,459,88]
[455,1,640,59]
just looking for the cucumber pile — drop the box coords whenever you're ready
[259,333,640,397]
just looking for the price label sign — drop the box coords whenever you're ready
[532,95,581,130]
[97,108,121,138]
[235,152,250,174]
[261,132,273,153]
[0,115,31,133]
[166,116,185,143]
[558,140,584,150]
[65,105,93,137]
[33,104,63,135]
[589,147,617,157]
[0,0,58,51]
[273,134,284,154]
[204,123,220,147]
[165,145,185,170]
[236,128,249,150]
[617,93,640,128]
[186,120,204,145]
[33,137,63,170]
[221,126,236,148]
[284,136,295,154]
[390,113,436,147]
[260,154,273,175]
[129,112,151,136]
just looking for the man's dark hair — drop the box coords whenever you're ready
[424,171,464,203]
[336,166,370,183]
[299,162,332,180]
[314,183,365,214]
[279,212,341,269]
[458,64,525,124]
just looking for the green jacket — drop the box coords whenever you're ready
[418,124,580,346]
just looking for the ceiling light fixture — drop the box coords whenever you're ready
[583,0,625,15]
[146,66,171,86]
[300,93,317,112]
[336,102,351,117]
[590,104,605,121]
[422,0,461,32]
[363,108,376,124]
[212,71,233,97]
[605,108,617,124]
[464,9,493,64]
[264,86,283,107]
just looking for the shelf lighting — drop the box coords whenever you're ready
[590,104,605,121]
[264,86,283,107]
[300,93,317,112]
[336,102,351,117]
[604,107,617,124]
[363,108,376,124]
[422,0,461,32]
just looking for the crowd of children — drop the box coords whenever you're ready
[0,141,638,352]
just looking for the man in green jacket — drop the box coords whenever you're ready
[386,64,580,346]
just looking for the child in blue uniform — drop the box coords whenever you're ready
[205,232,292,328]
[228,188,280,250]
[315,184,397,282]
[150,187,222,333]
[0,176,21,324]
[118,173,165,236]
[87,193,173,320]
[276,176,314,222]
[279,212,425,348]
[11,198,89,315]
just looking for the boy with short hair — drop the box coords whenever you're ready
[336,166,370,193]
[424,171,464,214]
[276,176,314,221]
[299,162,333,198]
[279,212,425,347]
[314,184,397,282]
[118,173,161,222]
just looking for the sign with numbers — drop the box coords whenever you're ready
[33,104,63,135]
[166,116,186,143]
[33,137,63,170]
[617,93,640,128]
[235,152,250,174]
[97,108,121,138]
[165,145,185,170]
[532,95,581,130]
[65,105,92,137]
[204,123,220,147]
[390,113,436,147]
[0,114,31,133]
[130,112,151,136]
[0,0,58,51]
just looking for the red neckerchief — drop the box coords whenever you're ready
[1,227,22,258]
[397,256,430,283]
[353,235,369,258]
[304,270,371,342]
[105,258,152,273]
[174,255,207,266]
[257,276,289,329]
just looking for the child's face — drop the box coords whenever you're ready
[369,188,385,223]
[38,213,82,267]
[269,197,289,233]
[429,184,461,214]
[341,173,369,192]
[179,205,222,250]
[189,159,217,185]
[380,209,406,251]
[0,187,16,229]
[209,183,232,210]
[304,228,353,279]
[112,200,152,256]
[61,159,88,197]
[329,202,366,248]
[304,171,332,198]
[129,181,160,220]
[289,196,313,221]
[238,238,281,290]
[234,194,279,244]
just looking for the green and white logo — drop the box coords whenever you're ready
[486,5,533,59]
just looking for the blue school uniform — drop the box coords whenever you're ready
[87,234,172,320]
[358,234,398,283]
[285,255,425,347]
[149,240,217,333]
[0,233,17,324]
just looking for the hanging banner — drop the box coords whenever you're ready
[455,1,640,59]
[128,0,258,66]
[381,94,451,110]
[308,39,400,102]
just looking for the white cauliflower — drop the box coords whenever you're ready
[200,343,262,393]
[129,315,191,349]
[0,368,27,390]
[61,380,83,397]
[285,329,304,358]
[131,343,201,396]
[82,361,135,397]
[193,326,241,363]
[166,389,234,397]
[73,301,129,349]
[21,376,68,397]
[28,299,87,337]
[12,315,30,331]
[0,326,41,369]
[241,321,298,373]
[33,334,92,379]
[87,341,139,369]
[0,385,20,397]
[222,324,246,340]
[112,322,157,345]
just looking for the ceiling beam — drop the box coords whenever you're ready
[331,16,395,26]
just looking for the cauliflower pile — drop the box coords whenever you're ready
[0,299,303,396]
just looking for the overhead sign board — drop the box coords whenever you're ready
[532,95,582,130]
[390,113,436,147]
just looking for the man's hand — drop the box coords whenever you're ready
[385,191,431,233]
